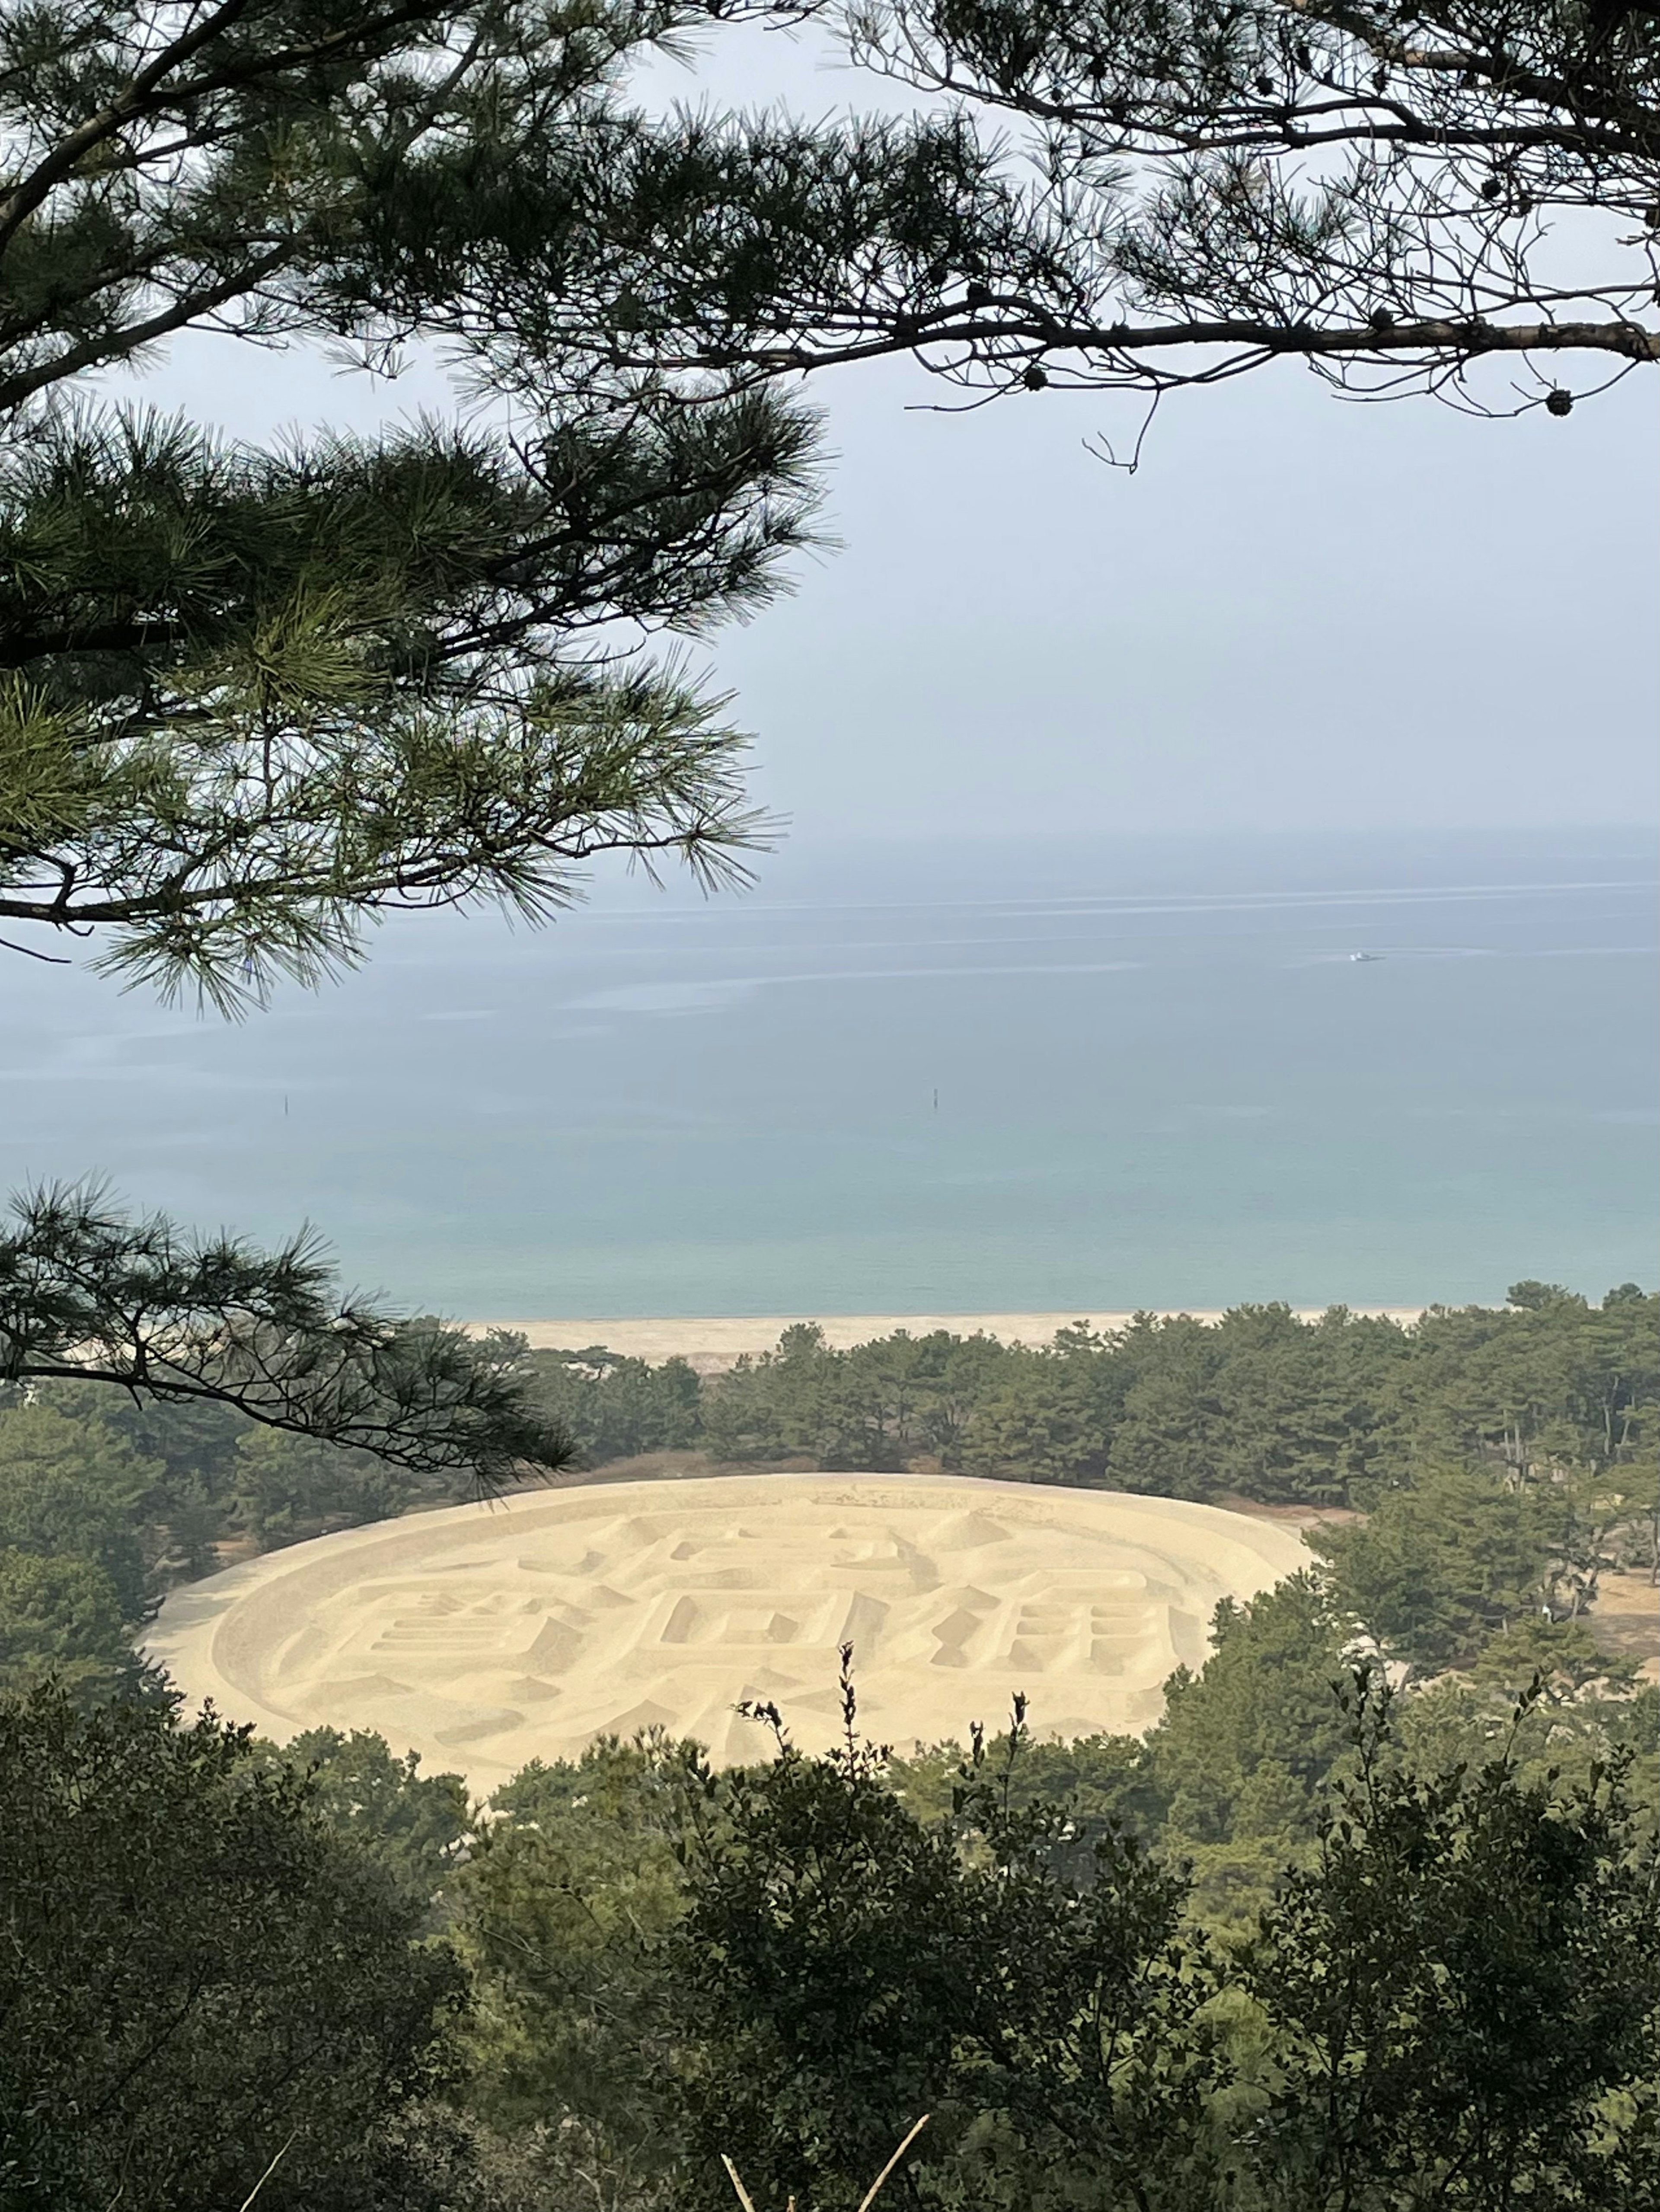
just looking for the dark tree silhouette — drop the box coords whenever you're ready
[497,2,1660,423]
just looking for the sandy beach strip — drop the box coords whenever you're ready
[467,1309,1428,1373]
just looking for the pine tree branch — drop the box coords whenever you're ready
[0,250,294,415]
[600,309,1660,381]
[0,0,450,256]
[0,0,260,253]
[0,1181,573,1487]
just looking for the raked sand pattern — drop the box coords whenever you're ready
[144,1474,1311,1793]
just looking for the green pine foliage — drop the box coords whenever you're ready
[680,1290,1660,1513]
[0,0,825,1004]
[1308,1462,1562,1673]
[0,1341,540,1689]
[0,402,816,1008]
[0,1398,155,1620]
[1150,1576,1355,1861]
[1232,1691,1660,2212]
[454,1733,707,2209]
[1,1187,577,1494]
[0,1545,141,1702]
[8,1586,1651,2207]
[896,1567,1657,1928]
[520,1346,704,1467]
[0,0,818,1510]
[278,1724,473,1915]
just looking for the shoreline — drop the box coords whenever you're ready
[466,1307,1429,1374]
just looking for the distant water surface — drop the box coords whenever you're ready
[2,828,1654,1318]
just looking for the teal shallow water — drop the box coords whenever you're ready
[2,829,1654,1318]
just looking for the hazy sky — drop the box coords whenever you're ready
[117,19,1660,847]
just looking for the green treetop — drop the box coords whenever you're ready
[0,1685,470,2211]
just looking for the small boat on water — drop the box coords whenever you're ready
[1349,951,1383,963]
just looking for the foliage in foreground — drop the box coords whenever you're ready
[460,1663,1660,2212]
[704,1681,1660,2203]
[0,1188,577,1707]
[0,1183,574,1491]
[0,1687,468,2212]
[0,0,817,1516]
[5,1605,1656,2212]
[0,0,824,1001]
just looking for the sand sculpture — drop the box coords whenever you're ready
[145,1473,1310,1793]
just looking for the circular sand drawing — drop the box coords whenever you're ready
[145,1474,1309,1792]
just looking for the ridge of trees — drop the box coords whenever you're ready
[677,1286,1659,1508]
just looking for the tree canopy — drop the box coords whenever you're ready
[526,0,1660,423]
[0,1685,469,2211]
[673,1288,1658,1516]
[1,1182,575,1488]
[282,1722,472,1913]
[0,1544,140,1701]
[450,1668,1660,2212]
[0,0,827,1005]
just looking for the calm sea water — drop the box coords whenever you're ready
[2,829,1654,1319]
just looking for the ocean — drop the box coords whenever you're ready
[2,827,1654,1322]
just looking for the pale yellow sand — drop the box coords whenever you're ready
[145,1474,1310,1794]
[469,1310,1427,1374]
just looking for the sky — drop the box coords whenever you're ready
[108,17,1660,849]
